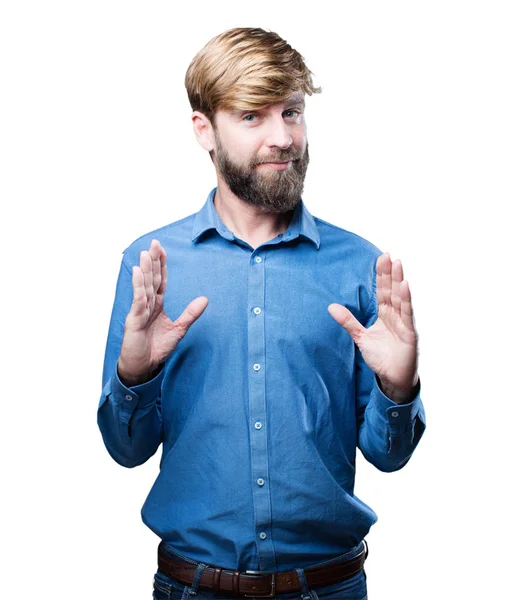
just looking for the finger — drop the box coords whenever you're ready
[400,280,416,331]
[158,247,168,296]
[171,296,209,340]
[327,303,366,344]
[391,259,404,312]
[140,249,154,306]
[376,253,392,307]
[129,265,147,317]
[149,240,162,295]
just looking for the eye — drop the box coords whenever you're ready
[283,109,302,121]
[242,113,258,122]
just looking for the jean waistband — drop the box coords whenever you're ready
[159,540,367,572]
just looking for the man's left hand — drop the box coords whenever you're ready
[328,253,419,404]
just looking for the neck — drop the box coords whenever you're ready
[213,179,294,248]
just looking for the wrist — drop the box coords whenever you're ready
[378,374,419,404]
[117,359,160,387]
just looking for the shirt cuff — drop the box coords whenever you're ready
[372,374,422,430]
[110,363,164,413]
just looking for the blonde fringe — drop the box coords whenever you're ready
[185,27,322,119]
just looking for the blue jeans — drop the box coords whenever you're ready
[152,543,368,600]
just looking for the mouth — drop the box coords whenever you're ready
[257,160,292,171]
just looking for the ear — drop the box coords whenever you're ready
[192,111,215,152]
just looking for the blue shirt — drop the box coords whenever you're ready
[97,187,426,572]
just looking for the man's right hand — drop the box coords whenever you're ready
[117,239,209,387]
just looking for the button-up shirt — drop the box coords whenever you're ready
[97,187,426,571]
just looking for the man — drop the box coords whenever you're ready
[98,27,425,600]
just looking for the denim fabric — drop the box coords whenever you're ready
[99,186,425,571]
[152,543,367,600]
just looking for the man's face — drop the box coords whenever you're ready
[211,92,309,213]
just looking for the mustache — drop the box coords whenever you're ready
[253,149,304,166]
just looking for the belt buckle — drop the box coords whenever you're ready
[243,570,276,598]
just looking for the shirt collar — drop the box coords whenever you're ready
[191,187,320,250]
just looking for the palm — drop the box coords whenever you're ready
[122,309,187,375]
[355,300,418,390]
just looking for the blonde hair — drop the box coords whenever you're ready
[185,27,321,122]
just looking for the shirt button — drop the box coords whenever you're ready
[125,394,133,402]
[253,363,261,371]
[259,532,267,540]
[257,478,265,486]
[254,422,262,430]
[254,256,262,263]
[253,307,262,315]
[391,411,399,418]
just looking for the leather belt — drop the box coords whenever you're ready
[157,542,368,598]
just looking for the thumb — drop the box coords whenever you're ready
[327,303,365,344]
[172,296,209,339]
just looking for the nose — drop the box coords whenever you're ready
[265,115,293,150]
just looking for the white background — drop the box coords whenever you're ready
[1,1,523,598]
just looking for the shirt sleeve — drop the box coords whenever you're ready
[97,256,164,468]
[355,260,426,473]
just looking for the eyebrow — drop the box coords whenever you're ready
[284,93,305,107]
[232,94,305,118]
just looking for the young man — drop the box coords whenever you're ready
[98,27,426,600]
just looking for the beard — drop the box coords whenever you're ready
[214,133,310,214]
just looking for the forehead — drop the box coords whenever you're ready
[279,91,305,106]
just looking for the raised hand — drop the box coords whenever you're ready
[117,239,208,386]
[328,253,419,404]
